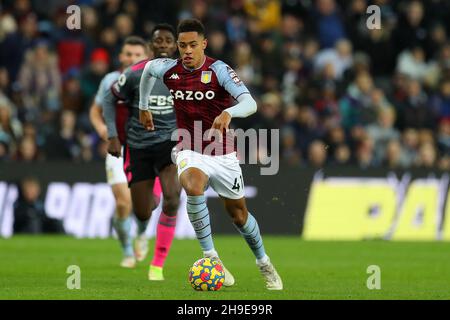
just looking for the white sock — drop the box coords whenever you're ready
[203,249,219,258]
[256,254,270,265]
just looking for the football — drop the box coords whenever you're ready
[188,257,225,291]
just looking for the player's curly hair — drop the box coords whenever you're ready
[177,18,205,37]
[151,23,176,39]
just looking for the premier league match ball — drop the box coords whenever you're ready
[188,257,225,291]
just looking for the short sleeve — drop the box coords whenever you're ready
[112,68,135,101]
[146,58,178,79]
[94,72,119,108]
[210,60,250,100]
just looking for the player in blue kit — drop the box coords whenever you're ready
[90,36,150,268]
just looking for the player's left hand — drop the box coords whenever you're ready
[209,111,231,142]
[107,137,122,158]
[139,110,154,131]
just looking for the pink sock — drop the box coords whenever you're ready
[153,177,162,197]
[152,178,162,207]
[151,212,176,267]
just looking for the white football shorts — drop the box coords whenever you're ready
[105,148,127,186]
[175,149,245,200]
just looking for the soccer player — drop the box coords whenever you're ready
[90,36,150,268]
[103,24,181,281]
[139,19,283,290]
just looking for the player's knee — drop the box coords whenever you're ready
[134,207,152,220]
[162,195,180,215]
[132,200,154,220]
[115,198,131,217]
[183,183,205,196]
[180,171,207,196]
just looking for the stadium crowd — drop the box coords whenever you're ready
[1,0,450,169]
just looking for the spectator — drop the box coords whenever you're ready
[431,79,450,121]
[332,143,351,166]
[393,0,428,55]
[325,126,346,153]
[426,23,447,61]
[13,176,45,234]
[362,27,396,77]
[0,12,17,42]
[281,56,303,104]
[61,68,83,114]
[0,67,12,98]
[281,126,302,166]
[226,10,248,44]
[13,176,65,234]
[308,140,327,168]
[313,0,346,49]
[314,38,353,80]
[416,142,437,168]
[0,100,23,152]
[114,14,135,42]
[354,135,376,169]
[0,138,9,160]
[233,42,259,88]
[17,40,61,124]
[206,29,231,64]
[77,5,100,44]
[437,118,450,156]
[313,82,340,128]
[0,1,450,170]
[44,110,80,160]
[97,0,123,28]
[396,45,434,82]
[80,48,110,128]
[383,139,405,169]
[339,71,376,130]
[291,106,323,158]
[258,33,283,79]
[243,0,282,33]
[281,13,302,43]
[15,135,39,162]
[344,0,368,50]
[438,156,450,170]
[0,13,38,82]
[366,107,401,164]
[396,79,434,130]
[401,128,420,167]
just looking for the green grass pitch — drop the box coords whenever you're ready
[1,236,449,300]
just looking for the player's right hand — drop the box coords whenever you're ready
[99,125,109,142]
[107,137,122,158]
[139,110,155,131]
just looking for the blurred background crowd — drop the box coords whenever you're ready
[2,0,450,170]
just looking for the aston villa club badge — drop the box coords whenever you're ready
[201,71,212,84]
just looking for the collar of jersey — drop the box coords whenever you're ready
[182,56,206,72]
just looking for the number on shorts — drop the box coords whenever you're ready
[232,175,243,192]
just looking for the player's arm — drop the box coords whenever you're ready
[211,93,257,133]
[89,102,108,141]
[89,77,111,141]
[210,61,257,133]
[103,83,121,157]
[139,58,177,130]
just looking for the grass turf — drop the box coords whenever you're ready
[0,235,449,300]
